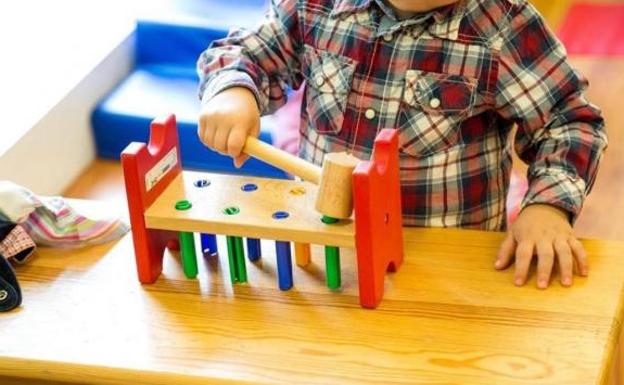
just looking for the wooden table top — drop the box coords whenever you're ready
[1,202,623,385]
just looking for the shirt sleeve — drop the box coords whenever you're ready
[494,2,608,222]
[197,0,304,115]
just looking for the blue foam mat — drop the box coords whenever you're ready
[92,1,283,177]
[92,67,287,178]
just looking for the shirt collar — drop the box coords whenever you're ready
[432,4,457,23]
[331,0,466,41]
[428,2,466,40]
[331,0,374,16]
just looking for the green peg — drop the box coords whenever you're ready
[234,236,247,283]
[321,215,341,290]
[222,206,247,284]
[325,246,341,290]
[175,200,197,279]
[321,215,339,224]
[179,232,198,278]
[225,235,247,284]
[226,236,238,283]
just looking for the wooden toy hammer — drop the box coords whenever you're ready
[243,137,358,219]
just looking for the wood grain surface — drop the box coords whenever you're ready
[144,171,356,247]
[1,203,623,385]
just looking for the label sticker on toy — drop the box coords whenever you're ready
[145,148,178,191]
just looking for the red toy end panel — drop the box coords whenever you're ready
[121,114,182,283]
[353,128,404,308]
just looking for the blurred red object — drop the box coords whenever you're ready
[558,3,624,56]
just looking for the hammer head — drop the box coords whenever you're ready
[315,152,359,219]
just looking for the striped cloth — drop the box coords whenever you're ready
[21,197,129,249]
[0,181,128,249]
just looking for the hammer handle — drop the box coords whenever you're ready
[243,137,322,184]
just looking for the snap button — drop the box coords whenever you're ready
[429,97,441,109]
[0,290,7,301]
[315,75,325,87]
[365,108,376,120]
[383,33,393,42]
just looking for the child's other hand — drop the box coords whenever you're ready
[198,87,260,168]
[495,204,588,289]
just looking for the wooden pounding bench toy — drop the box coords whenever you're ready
[121,114,404,308]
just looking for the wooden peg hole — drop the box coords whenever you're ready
[241,183,258,192]
[194,179,211,188]
[175,200,192,211]
[289,186,306,196]
[223,206,240,216]
[272,211,290,220]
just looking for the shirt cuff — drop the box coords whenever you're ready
[201,70,266,113]
[520,169,587,223]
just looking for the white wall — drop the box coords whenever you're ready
[0,0,140,195]
[0,36,134,195]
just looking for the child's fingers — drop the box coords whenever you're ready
[213,124,232,155]
[569,237,588,276]
[248,118,261,139]
[227,125,248,158]
[571,252,580,276]
[514,240,534,286]
[233,119,259,168]
[554,238,573,286]
[495,232,515,270]
[535,240,554,289]
[234,154,250,169]
[198,115,217,149]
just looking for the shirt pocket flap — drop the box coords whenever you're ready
[303,45,355,95]
[404,70,477,115]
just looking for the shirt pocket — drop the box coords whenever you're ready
[303,45,356,135]
[397,69,477,157]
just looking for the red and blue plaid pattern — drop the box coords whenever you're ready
[198,0,607,229]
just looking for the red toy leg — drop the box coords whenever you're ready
[121,115,182,284]
[353,129,404,308]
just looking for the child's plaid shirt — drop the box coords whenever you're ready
[198,0,607,230]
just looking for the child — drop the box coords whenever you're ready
[196,0,607,289]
